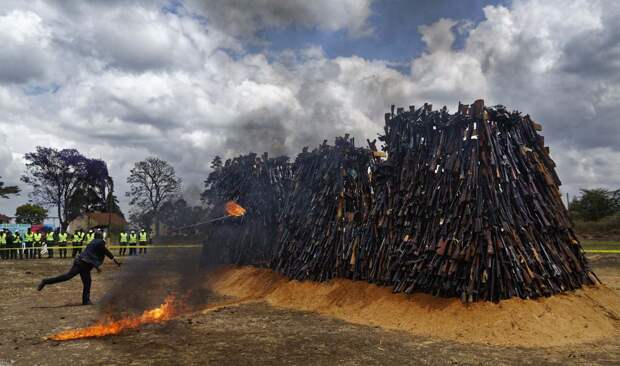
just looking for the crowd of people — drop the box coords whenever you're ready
[117,229,150,256]
[0,228,150,260]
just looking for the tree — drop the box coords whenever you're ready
[201,155,225,205]
[15,203,48,224]
[569,188,620,221]
[129,209,155,230]
[21,147,114,230]
[160,198,208,229]
[127,157,182,236]
[66,159,118,221]
[105,191,124,218]
[210,155,223,170]
[0,177,19,198]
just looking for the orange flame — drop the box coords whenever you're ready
[48,295,182,341]
[225,201,246,217]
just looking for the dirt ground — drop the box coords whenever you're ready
[0,250,619,365]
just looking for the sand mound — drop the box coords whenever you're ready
[206,266,620,348]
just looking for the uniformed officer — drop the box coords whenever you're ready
[45,230,55,258]
[119,230,128,256]
[33,230,43,259]
[24,228,33,259]
[66,231,74,257]
[0,229,7,260]
[58,230,68,258]
[12,230,22,260]
[86,229,95,244]
[72,229,82,258]
[128,230,138,256]
[138,229,149,255]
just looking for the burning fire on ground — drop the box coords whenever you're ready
[225,201,246,217]
[48,294,186,341]
[48,202,247,342]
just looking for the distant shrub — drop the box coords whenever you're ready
[573,213,620,240]
[569,188,619,221]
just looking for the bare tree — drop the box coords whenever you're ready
[127,157,182,236]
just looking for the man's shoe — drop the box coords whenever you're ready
[37,281,45,291]
[82,301,93,306]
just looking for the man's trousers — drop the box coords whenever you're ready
[41,259,94,305]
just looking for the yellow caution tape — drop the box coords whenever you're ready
[1,245,619,253]
[0,244,202,251]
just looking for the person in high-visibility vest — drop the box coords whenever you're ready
[24,228,33,259]
[119,231,128,256]
[128,230,138,256]
[72,229,82,258]
[12,231,22,260]
[0,229,7,260]
[45,230,55,259]
[33,230,43,259]
[138,229,149,255]
[58,230,68,258]
[86,229,95,243]
[79,229,87,256]
[78,229,89,256]
[67,231,74,257]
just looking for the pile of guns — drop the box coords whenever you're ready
[361,101,598,302]
[201,152,292,266]
[203,100,598,302]
[272,135,373,281]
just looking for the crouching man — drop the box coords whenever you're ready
[37,231,121,305]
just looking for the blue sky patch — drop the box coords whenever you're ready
[254,0,507,65]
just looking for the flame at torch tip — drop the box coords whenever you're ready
[48,295,181,341]
[225,201,246,217]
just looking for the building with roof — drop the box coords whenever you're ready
[67,211,127,233]
[0,214,11,224]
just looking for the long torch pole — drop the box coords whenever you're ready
[178,215,231,230]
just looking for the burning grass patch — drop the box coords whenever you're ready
[47,294,188,341]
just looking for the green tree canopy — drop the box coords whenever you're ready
[15,203,48,224]
[569,188,620,221]
[21,147,114,230]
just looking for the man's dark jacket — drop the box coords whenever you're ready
[78,238,114,268]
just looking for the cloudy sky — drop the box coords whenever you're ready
[0,0,619,218]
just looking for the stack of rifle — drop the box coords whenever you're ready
[272,135,373,281]
[362,100,598,301]
[203,99,598,302]
[201,152,292,266]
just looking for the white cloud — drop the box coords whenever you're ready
[0,0,619,217]
[555,145,620,201]
[0,133,22,181]
[0,131,28,215]
[418,18,458,53]
[0,10,52,83]
[80,5,241,72]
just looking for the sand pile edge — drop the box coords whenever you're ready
[207,266,620,348]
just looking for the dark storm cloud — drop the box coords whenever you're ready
[185,0,374,38]
[225,117,288,157]
[0,54,46,84]
[560,4,620,81]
